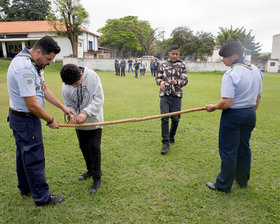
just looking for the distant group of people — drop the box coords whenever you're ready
[6,34,263,208]
[114,58,160,78]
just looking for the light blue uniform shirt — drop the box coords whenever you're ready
[7,47,45,112]
[221,59,263,109]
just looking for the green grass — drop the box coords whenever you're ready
[0,60,279,223]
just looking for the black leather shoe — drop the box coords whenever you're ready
[161,144,170,155]
[206,182,217,190]
[36,195,64,206]
[78,172,93,181]
[89,179,101,194]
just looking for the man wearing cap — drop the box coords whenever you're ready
[205,41,263,193]
[155,45,188,155]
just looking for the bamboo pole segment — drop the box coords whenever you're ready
[59,106,207,128]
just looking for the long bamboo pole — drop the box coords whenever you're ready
[59,106,206,127]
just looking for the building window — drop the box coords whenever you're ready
[270,62,275,66]
[89,41,93,50]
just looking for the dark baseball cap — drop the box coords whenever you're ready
[219,41,243,57]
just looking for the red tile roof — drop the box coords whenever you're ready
[0,20,61,34]
[0,20,99,37]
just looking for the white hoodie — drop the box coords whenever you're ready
[62,67,104,130]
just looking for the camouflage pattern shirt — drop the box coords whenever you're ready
[155,58,188,97]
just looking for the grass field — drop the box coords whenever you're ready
[0,59,279,223]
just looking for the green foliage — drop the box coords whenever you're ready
[257,53,271,61]
[155,39,173,59]
[0,0,50,21]
[169,26,215,61]
[1,60,279,223]
[216,26,262,58]
[98,16,156,57]
[0,0,9,20]
[98,16,140,57]
[47,0,89,57]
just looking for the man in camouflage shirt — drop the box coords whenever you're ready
[155,45,188,154]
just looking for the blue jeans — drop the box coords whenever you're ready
[128,65,133,72]
[215,107,256,193]
[9,113,50,204]
[135,69,139,78]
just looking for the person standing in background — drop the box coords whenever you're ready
[120,58,126,77]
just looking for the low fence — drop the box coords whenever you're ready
[63,58,228,72]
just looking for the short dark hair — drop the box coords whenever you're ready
[60,64,82,85]
[33,35,61,55]
[169,45,179,51]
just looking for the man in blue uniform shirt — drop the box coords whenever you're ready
[205,41,263,193]
[7,35,76,206]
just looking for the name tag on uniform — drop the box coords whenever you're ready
[23,74,35,78]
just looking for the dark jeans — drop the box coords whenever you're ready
[215,107,256,193]
[9,113,50,204]
[135,69,139,78]
[76,129,102,179]
[154,69,158,77]
[160,96,182,145]
[121,69,125,77]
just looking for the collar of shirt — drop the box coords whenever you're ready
[167,58,182,63]
[232,57,252,70]
[17,47,41,73]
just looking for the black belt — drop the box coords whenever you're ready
[9,108,35,117]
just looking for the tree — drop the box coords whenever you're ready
[0,0,9,20]
[98,16,156,57]
[1,0,50,21]
[216,26,262,58]
[130,19,157,55]
[47,0,89,57]
[98,17,140,57]
[170,26,215,61]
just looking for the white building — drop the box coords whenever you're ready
[0,20,99,60]
[267,34,280,73]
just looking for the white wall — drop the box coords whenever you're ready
[63,58,229,72]
[81,32,99,52]
[53,37,73,61]
[271,34,280,60]
[267,60,280,73]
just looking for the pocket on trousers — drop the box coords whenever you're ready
[9,120,29,142]
[23,143,45,166]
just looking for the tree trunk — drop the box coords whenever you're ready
[69,33,78,58]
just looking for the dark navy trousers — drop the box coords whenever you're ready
[9,113,50,204]
[215,107,256,193]
[160,95,181,145]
